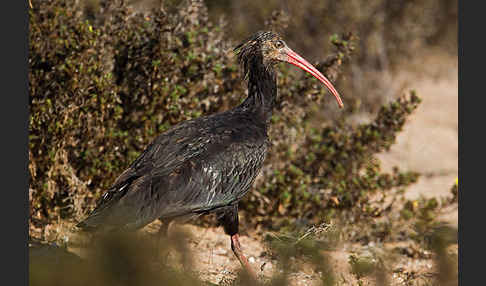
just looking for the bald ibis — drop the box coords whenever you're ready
[77,31,343,277]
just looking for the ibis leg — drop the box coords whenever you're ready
[156,218,174,262]
[218,204,257,279]
[230,233,256,279]
[158,218,174,238]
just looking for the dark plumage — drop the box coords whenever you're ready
[77,31,343,278]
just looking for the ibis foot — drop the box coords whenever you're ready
[230,234,257,281]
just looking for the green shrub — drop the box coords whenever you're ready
[244,93,421,230]
[29,0,243,224]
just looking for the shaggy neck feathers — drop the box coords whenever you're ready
[237,54,277,123]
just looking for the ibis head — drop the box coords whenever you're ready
[234,31,343,108]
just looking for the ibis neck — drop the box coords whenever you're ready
[238,61,277,123]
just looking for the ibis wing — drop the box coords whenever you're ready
[149,138,266,219]
[110,119,203,189]
[78,119,207,230]
[78,113,267,231]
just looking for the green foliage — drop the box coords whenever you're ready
[29,0,242,223]
[348,254,376,280]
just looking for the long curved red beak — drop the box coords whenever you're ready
[285,48,344,108]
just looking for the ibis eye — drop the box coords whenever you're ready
[276,40,284,48]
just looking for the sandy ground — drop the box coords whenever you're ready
[155,225,449,285]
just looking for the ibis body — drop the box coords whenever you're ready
[77,31,343,277]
